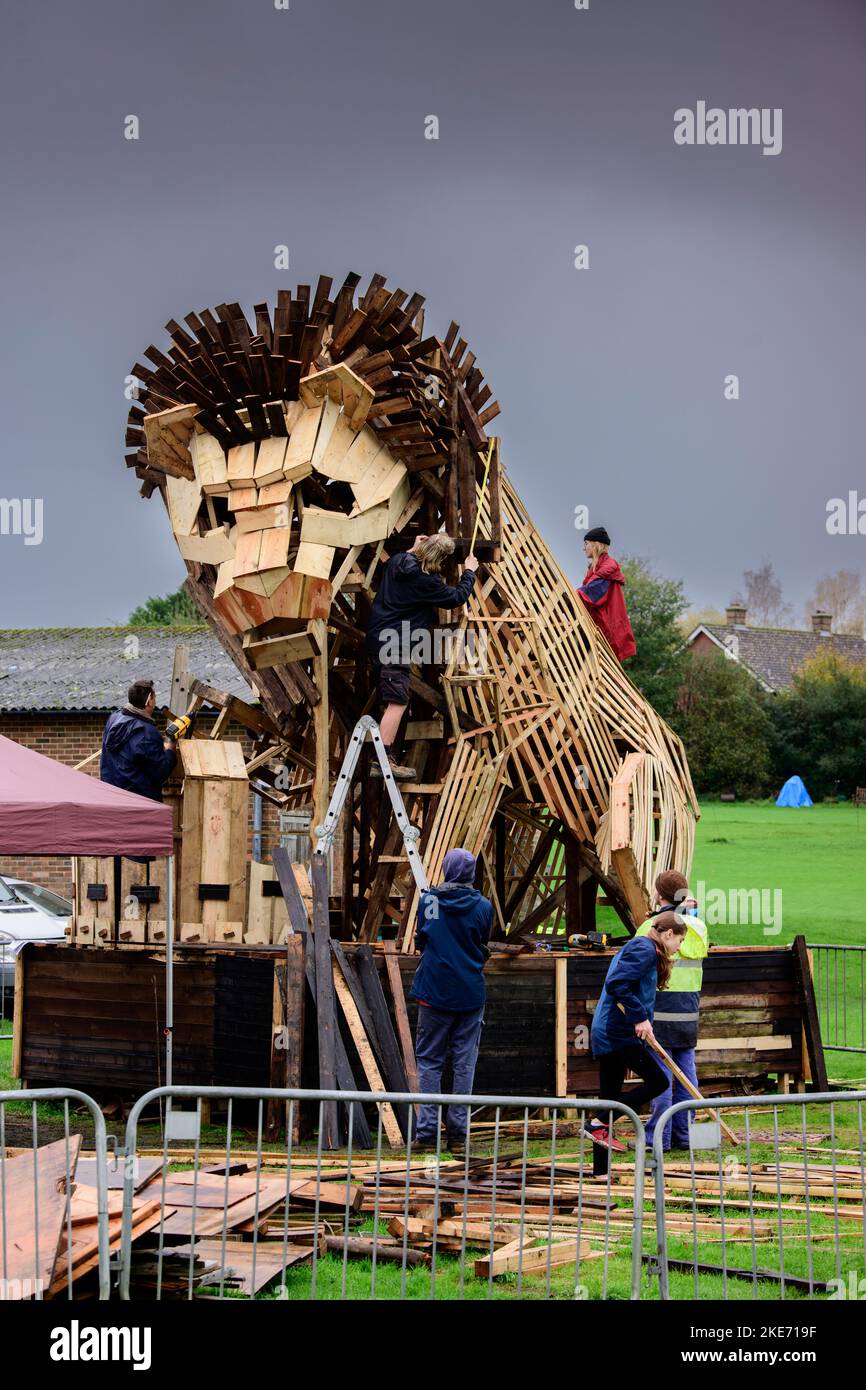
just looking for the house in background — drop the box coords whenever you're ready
[0,626,286,894]
[686,603,866,693]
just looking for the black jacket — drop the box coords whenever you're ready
[367,552,475,663]
[101,707,177,802]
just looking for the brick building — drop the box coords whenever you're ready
[0,626,287,896]
[686,604,866,693]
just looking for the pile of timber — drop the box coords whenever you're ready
[233,1151,616,1280]
[0,1140,333,1300]
[0,1139,166,1300]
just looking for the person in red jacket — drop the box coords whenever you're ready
[577,526,636,662]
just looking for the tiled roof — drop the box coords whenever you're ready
[694,624,866,692]
[0,627,253,712]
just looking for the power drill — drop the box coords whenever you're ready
[165,708,198,741]
[568,930,610,950]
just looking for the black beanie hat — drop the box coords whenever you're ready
[584,526,611,546]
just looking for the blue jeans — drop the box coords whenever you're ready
[414,1004,484,1143]
[645,1046,699,1150]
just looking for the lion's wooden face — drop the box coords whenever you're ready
[152,362,410,640]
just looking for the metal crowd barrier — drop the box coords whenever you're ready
[651,1090,866,1300]
[0,1088,111,1300]
[807,944,866,1053]
[5,1081,865,1303]
[117,1086,647,1301]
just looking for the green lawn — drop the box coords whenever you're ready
[690,800,866,948]
[597,799,866,1086]
[1,803,864,1300]
[690,800,866,1087]
[121,1107,866,1303]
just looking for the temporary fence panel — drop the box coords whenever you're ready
[118,1086,647,1301]
[808,944,866,1054]
[0,1088,111,1300]
[651,1090,866,1301]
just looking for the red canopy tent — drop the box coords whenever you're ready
[0,735,172,855]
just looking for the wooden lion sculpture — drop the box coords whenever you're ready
[125,271,698,944]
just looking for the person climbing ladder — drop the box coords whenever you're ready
[366,534,479,780]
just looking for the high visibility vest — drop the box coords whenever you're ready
[636,912,708,1048]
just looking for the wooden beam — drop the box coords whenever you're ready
[555,957,568,1098]
[170,643,192,716]
[310,855,340,1148]
[610,752,644,852]
[382,940,418,1091]
[792,934,828,1091]
[331,968,403,1148]
[509,883,566,941]
[301,932,371,1148]
[610,845,650,930]
[310,619,329,844]
[504,825,557,923]
[354,944,410,1133]
[243,628,320,671]
[271,847,310,934]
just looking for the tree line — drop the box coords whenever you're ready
[623,559,866,800]
[128,562,866,801]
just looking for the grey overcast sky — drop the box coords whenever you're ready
[1,0,864,627]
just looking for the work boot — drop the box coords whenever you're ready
[446,1139,479,1159]
[371,755,416,782]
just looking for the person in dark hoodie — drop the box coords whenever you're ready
[587,912,687,1171]
[409,847,493,1153]
[366,534,479,781]
[576,526,636,662]
[101,678,177,802]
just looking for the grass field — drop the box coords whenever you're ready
[0,802,863,1300]
[690,800,866,948]
[1,801,864,1094]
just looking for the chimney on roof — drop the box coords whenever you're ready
[811,610,832,636]
[726,602,747,629]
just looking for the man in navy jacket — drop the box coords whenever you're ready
[101,678,177,802]
[410,847,493,1153]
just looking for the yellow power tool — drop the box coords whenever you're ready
[165,708,198,741]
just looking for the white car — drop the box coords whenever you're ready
[0,875,70,1002]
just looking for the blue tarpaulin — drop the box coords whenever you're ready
[776,775,813,808]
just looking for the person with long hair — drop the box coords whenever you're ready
[636,870,709,1151]
[367,533,479,780]
[587,912,687,1167]
[577,526,636,661]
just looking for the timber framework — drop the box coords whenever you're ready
[123,269,700,946]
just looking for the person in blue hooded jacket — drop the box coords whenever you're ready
[409,847,493,1152]
[587,912,687,1164]
[101,678,177,802]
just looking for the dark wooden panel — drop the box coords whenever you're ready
[19,945,275,1097]
[214,953,274,1087]
[392,950,556,1097]
[566,944,811,1097]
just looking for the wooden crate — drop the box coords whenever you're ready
[178,740,249,944]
